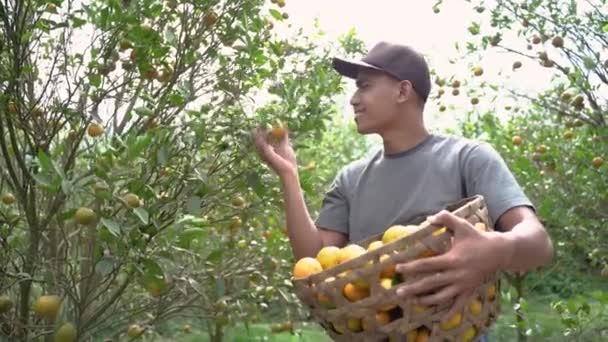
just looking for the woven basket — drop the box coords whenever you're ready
[293,195,501,341]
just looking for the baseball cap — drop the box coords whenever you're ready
[332,42,432,103]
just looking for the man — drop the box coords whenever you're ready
[254,41,554,340]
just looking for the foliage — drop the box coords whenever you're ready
[0,0,365,340]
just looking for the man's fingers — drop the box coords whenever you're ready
[415,284,459,307]
[429,210,474,236]
[396,253,454,277]
[444,290,474,321]
[396,271,455,299]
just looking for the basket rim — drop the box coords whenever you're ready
[293,195,487,285]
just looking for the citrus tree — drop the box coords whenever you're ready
[0,0,365,340]
[429,0,607,340]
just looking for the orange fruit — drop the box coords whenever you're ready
[157,68,173,82]
[346,318,362,332]
[54,322,77,342]
[338,244,366,264]
[487,284,497,301]
[472,66,483,76]
[124,193,141,208]
[469,298,482,315]
[337,244,368,289]
[563,131,573,139]
[33,295,62,318]
[405,329,418,342]
[512,61,522,70]
[268,121,287,141]
[7,101,18,114]
[415,327,430,342]
[378,278,397,310]
[379,254,396,278]
[316,246,341,270]
[535,145,547,154]
[362,311,391,331]
[440,312,462,330]
[231,195,246,207]
[461,326,477,342]
[552,36,564,48]
[74,207,96,225]
[592,156,603,168]
[0,296,14,314]
[87,123,104,137]
[203,10,218,27]
[367,240,383,251]
[512,136,523,146]
[316,292,333,308]
[382,224,418,244]
[292,257,322,279]
[432,227,447,236]
[1,193,16,205]
[343,282,369,302]
[127,324,144,337]
[417,249,436,258]
[474,222,487,231]
[412,304,428,315]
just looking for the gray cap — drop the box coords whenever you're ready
[332,42,431,103]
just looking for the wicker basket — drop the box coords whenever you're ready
[292,195,501,341]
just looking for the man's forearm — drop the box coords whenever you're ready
[497,219,554,273]
[280,172,324,260]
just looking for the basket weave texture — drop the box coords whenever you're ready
[292,195,501,341]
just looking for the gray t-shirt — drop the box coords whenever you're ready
[315,134,534,243]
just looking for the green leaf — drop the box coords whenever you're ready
[141,258,164,281]
[128,134,152,159]
[101,218,121,237]
[157,146,168,166]
[602,23,608,32]
[186,196,202,215]
[134,107,154,117]
[134,207,149,224]
[178,228,206,249]
[269,9,283,21]
[61,180,72,195]
[95,257,115,277]
[207,249,223,263]
[468,22,480,35]
[37,150,52,173]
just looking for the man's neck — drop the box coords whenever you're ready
[382,127,430,155]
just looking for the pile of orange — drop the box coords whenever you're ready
[292,222,495,340]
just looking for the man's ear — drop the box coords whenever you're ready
[396,80,413,103]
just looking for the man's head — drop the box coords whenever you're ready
[332,42,431,135]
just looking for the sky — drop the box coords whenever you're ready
[273,0,565,131]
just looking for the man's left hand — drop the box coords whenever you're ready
[395,210,506,319]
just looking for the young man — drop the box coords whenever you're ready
[254,41,554,338]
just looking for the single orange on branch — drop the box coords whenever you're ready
[267,121,287,142]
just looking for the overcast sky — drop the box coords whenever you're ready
[275,0,590,131]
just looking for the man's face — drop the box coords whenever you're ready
[350,69,403,135]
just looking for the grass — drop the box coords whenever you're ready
[124,273,608,342]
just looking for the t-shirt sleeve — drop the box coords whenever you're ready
[314,167,350,234]
[462,142,535,230]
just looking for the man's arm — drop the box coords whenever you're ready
[254,127,348,260]
[494,206,554,273]
[281,173,348,259]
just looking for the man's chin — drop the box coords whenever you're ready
[355,124,375,135]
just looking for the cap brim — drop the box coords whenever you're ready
[332,57,382,79]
